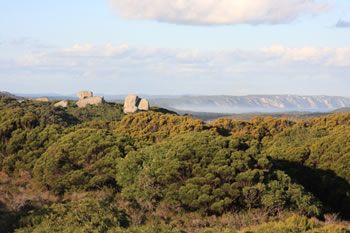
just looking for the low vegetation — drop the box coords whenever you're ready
[1,96,350,232]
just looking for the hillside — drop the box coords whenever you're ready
[149,95,350,113]
[187,108,350,122]
[1,96,350,232]
[0,92,24,101]
[331,107,350,113]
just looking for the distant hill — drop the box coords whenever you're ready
[0,91,24,100]
[331,107,350,113]
[177,107,350,122]
[149,95,350,113]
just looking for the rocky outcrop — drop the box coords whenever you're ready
[123,95,150,113]
[123,95,140,113]
[76,96,105,108]
[76,90,105,108]
[35,97,49,102]
[77,91,93,100]
[138,98,150,111]
[54,100,68,108]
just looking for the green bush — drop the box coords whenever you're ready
[33,128,135,193]
[117,133,321,216]
[16,199,130,233]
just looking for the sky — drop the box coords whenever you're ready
[1,0,350,96]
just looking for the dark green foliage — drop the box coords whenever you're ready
[260,119,350,218]
[66,102,125,122]
[117,133,321,216]
[1,125,64,175]
[33,128,135,193]
[0,210,21,233]
[272,160,350,219]
[16,200,130,232]
[150,106,178,115]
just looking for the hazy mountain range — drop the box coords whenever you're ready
[148,95,350,113]
[2,92,350,113]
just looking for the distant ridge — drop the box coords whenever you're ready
[0,91,24,100]
[331,107,350,113]
[2,92,350,113]
[148,95,350,113]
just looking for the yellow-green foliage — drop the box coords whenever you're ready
[310,113,350,128]
[114,111,210,143]
[211,117,295,139]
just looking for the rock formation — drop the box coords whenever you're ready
[35,97,49,102]
[138,98,150,111]
[123,95,150,113]
[77,96,105,108]
[54,100,68,108]
[123,95,140,113]
[77,91,93,100]
[75,90,105,108]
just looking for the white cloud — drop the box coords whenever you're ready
[108,0,331,25]
[10,44,350,73]
[260,45,350,66]
[2,43,350,96]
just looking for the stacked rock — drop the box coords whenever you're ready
[123,95,150,113]
[76,91,105,108]
[77,91,93,100]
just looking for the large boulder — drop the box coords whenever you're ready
[138,98,150,111]
[77,91,93,100]
[54,100,68,108]
[35,97,49,102]
[123,95,140,114]
[76,96,105,108]
[123,95,150,113]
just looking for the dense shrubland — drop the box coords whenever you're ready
[1,96,350,232]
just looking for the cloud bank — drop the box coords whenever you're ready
[11,44,350,70]
[108,0,331,25]
[1,43,350,95]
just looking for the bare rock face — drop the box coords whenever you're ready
[77,91,93,100]
[138,98,150,111]
[123,95,140,114]
[76,96,105,108]
[35,97,49,102]
[54,100,68,108]
[123,95,150,113]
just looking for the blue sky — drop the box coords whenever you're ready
[1,0,350,96]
